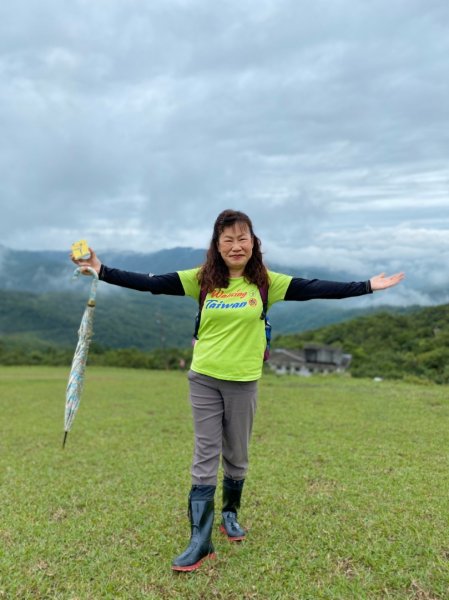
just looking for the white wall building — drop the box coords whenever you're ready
[268,344,352,376]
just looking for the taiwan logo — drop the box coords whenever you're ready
[249,298,258,307]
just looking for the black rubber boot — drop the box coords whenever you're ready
[172,485,216,572]
[220,477,246,542]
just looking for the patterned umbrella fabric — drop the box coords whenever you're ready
[63,267,99,448]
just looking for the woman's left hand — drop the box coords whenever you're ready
[370,272,405,291]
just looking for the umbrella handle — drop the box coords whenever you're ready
[72,266,99,305]
[72,266,99,280]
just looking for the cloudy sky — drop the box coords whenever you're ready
[1,0,448,302]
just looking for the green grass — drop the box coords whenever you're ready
[1,367,448,599]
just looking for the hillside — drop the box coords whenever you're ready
[274,304,449,383]
[2,244,403,350]
[0,289,197,350]
[0,287,411,354]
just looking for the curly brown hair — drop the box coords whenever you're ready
[198,209,269,292]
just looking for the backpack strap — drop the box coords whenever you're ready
[192,287,208,341]
[199,287,208,309]
[259,283,268,321]
[259,284,271,361]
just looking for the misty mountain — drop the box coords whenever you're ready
[0,244,445,304]
[0,246,208,293]
[0,244,441,351]
[0,244,361,293]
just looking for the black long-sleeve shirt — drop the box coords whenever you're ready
[99,265,372,300]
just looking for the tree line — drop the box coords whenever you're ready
[2,303,448,384]
[0,340,193,371]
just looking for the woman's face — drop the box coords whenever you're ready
[217,223,254,274]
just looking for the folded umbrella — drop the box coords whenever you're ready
[63,267,99,448]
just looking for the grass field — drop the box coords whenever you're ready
[1,366,448,599]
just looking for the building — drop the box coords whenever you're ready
[268,344,352,376]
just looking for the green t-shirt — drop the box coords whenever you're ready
[178,268,292,381]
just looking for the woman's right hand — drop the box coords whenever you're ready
[70,247,102,275]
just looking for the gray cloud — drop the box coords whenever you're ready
[0,0,448,301]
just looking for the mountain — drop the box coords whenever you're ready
[1,285,410,353]
[0,244,439,353]
[0,245,207,293]
[2,244,447,383]
[0,244,369,293]
[0,289,197,349]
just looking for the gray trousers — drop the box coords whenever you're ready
[188,370,258,486]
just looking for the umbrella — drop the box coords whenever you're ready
[63,266,99,448]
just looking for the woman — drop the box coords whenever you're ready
[72,209,404,572]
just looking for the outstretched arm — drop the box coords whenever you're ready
[70,247,185,296]
[284,271,405,301]
[285,278,371,301]
[370,272,405,291]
